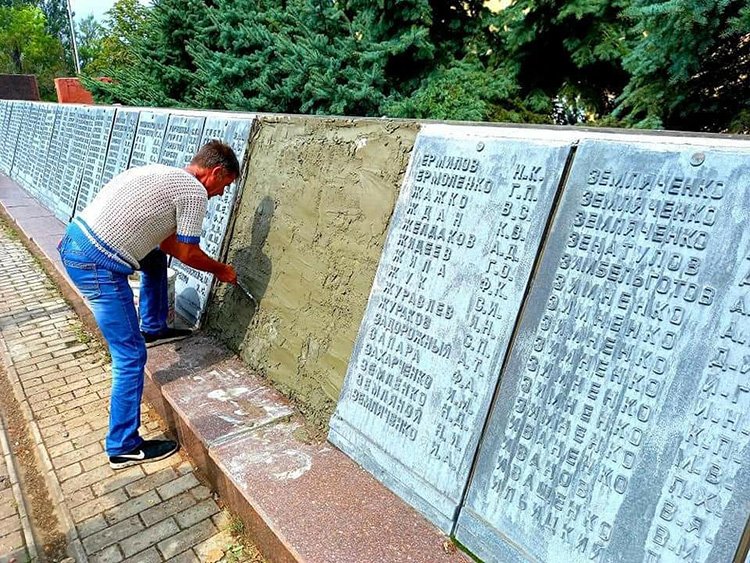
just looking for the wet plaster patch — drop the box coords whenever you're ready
[207,116,418,430]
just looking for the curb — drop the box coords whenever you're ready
[0,408,37,562]
[0,339,88,563]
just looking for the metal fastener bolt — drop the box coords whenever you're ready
[690,152,705,166]
[477,142,485,152]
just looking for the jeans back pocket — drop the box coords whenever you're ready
[62,257,102,299]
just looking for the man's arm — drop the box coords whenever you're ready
[160,234,237,284]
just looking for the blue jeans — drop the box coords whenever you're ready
[137,248,169,336]
[58,236,169,455]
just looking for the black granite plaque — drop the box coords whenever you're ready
[74,108,116,216]
[158,114,206,168]
[129,111,168,168]
[172,115,254,325]
[328,126,574,531]
[100,108,139,186]
[456,139,750,563]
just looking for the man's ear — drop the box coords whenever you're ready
[210,165,225,179]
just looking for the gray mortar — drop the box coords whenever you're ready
[206,115,419,430]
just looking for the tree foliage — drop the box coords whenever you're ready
[38,0,75,73]
[76,14,104,71]
[491,0,630,123]
[84,0,208,107]
[615,0,750,132]
[84,0,750,133]
[81,0,153,103]
[190,0,389,115]
[0,4,67,98]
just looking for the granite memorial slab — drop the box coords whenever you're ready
[328,125,575,531]
[0,100,10,160]
[51,106,91,222]
[158,114,206,168]
[9,102,40,189]
[456,139,750,563]
[74,107,116,216]
[129,110,169,168]
[171,115,254,325]
[0,101,11,170]
[28,105,59,193]
[0,102,13,173]
[38,106,69,213]
[99,108,139,187]
[1,101,29,175]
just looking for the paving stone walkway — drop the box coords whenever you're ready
[0,226,257,561]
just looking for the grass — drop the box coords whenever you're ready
[225,514,267,562]
[72,324,93,344]
[229,515,245,536]
[0,216,19,239]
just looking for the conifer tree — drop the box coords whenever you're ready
[615,0,750,132]
[139,0,214,105]
[191,0,509,119]
[191,0,390,115]
[85,0,212,108]
[491,0,631,123]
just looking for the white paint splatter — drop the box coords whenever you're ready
[207,387,251,402]
[217,414,244,425]
[271,450,312,481]
[228,449,312,481]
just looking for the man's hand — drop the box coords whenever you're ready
[161,234,237,284]
[216,264,237,284]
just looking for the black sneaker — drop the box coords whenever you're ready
[141,327,193,347]
[109,439,179,469]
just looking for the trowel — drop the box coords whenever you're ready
[236,279,258,308]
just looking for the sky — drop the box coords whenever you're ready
[70,0,115,22]
[70,0,150,22]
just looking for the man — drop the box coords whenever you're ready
[58,141,239,469]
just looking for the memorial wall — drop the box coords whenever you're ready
[327,129,750,561]
[0,99,255,325]
[2,98,749,562]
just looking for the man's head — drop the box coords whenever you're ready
[187,141,240,198]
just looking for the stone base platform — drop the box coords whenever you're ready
[0,174,469,563]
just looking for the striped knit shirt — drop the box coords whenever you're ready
[66,164,207,273]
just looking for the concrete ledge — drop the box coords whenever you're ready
[1,173,470,562]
